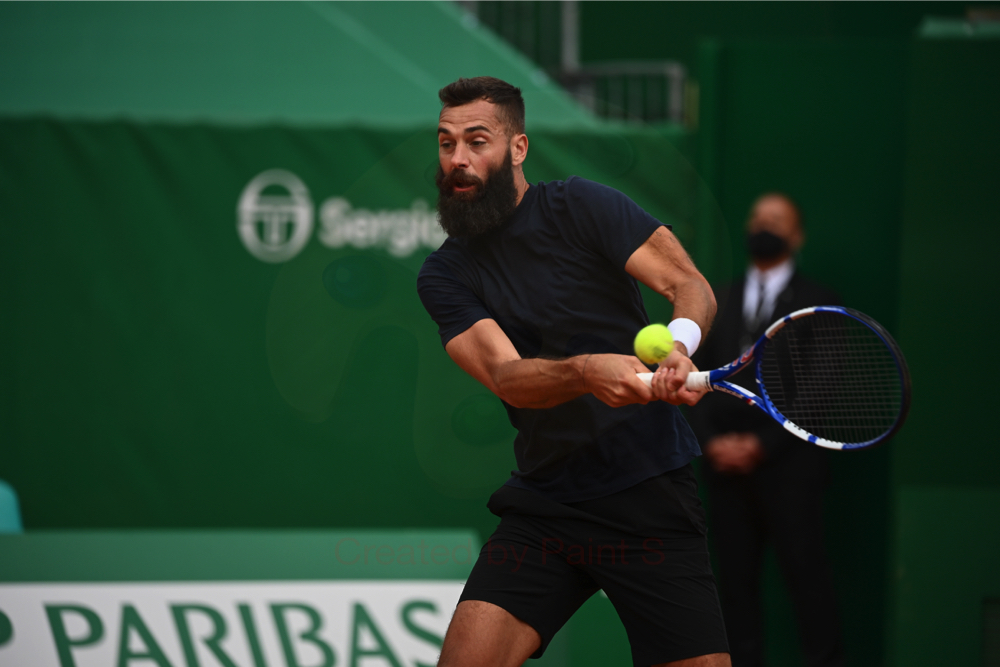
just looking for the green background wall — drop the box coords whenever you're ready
[890,37,1000,666]
[579,1,971,73]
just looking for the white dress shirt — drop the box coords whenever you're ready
[743,258,795,328]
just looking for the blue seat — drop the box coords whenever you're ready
[0,479,24,533]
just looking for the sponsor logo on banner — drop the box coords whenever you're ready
[237,170,315,264]
[0,580,460,667]
[237,171,447,263]
[318,198,446,258]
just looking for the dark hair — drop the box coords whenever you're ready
[757,191,805,229]
[438,76,525,136]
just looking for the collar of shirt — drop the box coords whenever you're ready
[743,258,795,324]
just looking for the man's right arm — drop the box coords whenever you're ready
[444,318,656,409]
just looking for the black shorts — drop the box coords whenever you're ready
[459,464,728,666]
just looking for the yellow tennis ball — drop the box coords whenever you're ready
[634,324,674,364]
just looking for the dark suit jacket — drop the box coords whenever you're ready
[687,270,841,464]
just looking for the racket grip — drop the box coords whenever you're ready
[636,371,712,391]
[686,371,711,391]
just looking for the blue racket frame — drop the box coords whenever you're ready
[701,305,910,450]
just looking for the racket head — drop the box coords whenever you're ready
[753,306,911,450]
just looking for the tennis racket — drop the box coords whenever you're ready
[638,306,911,450]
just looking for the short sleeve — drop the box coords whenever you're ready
[561,177,668,268]
[417,252,492,348]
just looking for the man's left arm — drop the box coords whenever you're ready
[625,226,717,405]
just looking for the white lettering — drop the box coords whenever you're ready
[1,583,460,667]
[319,197,447,257]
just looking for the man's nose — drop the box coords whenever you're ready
[450,143,471,169]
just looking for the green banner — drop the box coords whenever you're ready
[0,118,716,540]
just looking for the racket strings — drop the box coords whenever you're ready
[759,312,904,445]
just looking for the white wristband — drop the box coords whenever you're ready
[668,318,702,357]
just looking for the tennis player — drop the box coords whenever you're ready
[418,76,729,667]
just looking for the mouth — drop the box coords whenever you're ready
[437,167,483,197]
[448,178,481,197]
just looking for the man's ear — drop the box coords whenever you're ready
[788,225,806,253]
[791,227,805,253]
[510,133,529,167]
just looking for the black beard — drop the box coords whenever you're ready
[436,151,517,238]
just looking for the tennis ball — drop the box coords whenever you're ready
[634,324,674,365]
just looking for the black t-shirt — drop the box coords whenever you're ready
[417,177,701,502]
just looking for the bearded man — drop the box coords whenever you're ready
[418,76,728,667]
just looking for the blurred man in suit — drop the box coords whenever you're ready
[687,193,844,667]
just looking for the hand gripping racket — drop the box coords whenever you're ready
[639,306,911,450]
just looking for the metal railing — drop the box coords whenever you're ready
[464,1,688,126]
[560,61,687,125]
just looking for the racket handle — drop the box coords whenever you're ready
[686,371,711,391]
[637,371,712,391]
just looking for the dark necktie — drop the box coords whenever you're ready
[754,279,768,327]
[740,279,767,352]
[747,279,767,331]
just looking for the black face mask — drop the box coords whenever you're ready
[747,230,789,261]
